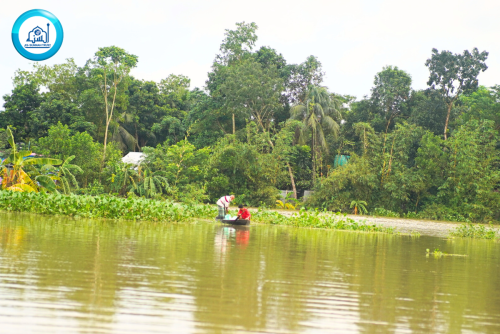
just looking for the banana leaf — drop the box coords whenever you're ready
[24,158,63,166]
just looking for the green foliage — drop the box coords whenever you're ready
[81,179,106,196]
[1,27,499,225]
[142,139,210,201]
[1,82,44,142]
[207,128,280,207]
[425,248,467,257]
[1,127,61,193]
[371,66,412,131]
[425,47,488,139]
[309,119,500,222]
[0,190,215,222]
[37,123,121,187]
[252,209,395,233]
[130,165,169,199]
[372,208,400,218]
[450,223,499,239]
[350,200,368,215]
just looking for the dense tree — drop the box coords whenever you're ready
[425,47,488,139]
[84,46,138,160]
[37,123,121,187]
[370,66,412,132]
[0,23,498,221]
[220,58,283,132]
[1,82,45,142]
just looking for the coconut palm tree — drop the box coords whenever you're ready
[290,85,342,183]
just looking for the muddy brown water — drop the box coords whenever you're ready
[1,212,500,333]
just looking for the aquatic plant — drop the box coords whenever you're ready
[252,209,394,233]
[0,190,216,222]
[426,248,467,258]
[409,231,421,237]
[449,223,499,239]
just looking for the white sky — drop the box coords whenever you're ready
[1,0,500,107]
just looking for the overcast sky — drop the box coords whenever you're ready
[1,0,499,107]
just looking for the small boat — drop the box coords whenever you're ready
[221,219,250,226]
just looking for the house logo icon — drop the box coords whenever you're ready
[26,24,50,47]
[11,9,64,61]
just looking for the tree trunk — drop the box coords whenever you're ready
[444,102,453,140]
[232,113,235,135]
[312,133,316,185]
[287,162,297,199]
[103,121,109,152]
[135,123,140,151]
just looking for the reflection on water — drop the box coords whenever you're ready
[1,212,500,333]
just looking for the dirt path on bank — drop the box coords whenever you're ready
[242,207,464,237]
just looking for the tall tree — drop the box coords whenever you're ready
[85,46,138,160]
[425,48,488,139]
[207,22,259,134]
[290,86,342,184]
[215,22,258,66]
[220,58,283,132]
[370,66,412,132]
[286,56,324,104]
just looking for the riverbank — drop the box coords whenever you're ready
[0,191,395,235]
[0,190,496,238]
[244,207,493,237]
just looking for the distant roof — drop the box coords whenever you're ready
[121,152,145,165]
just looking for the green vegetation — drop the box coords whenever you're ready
[350,200,367,215]
[252,209,396,233]
[449,223,500,240]
[0,22,498,223]
[426,248,467,258]
[0,190,396,234]
[0,190,214,222]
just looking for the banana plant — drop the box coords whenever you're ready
[131,166,169,198]
[1,127,62,192]
[38,155,83,194]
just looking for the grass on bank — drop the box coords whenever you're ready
[0,190,397,234]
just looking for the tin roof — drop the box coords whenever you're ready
[121,152,145,165]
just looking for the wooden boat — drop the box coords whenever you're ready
[221,219,250,226]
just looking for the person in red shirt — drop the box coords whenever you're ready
[236,204,251,220]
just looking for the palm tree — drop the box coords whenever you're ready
[290,86,342,184]
[1,127,62,192]
[350,200,368,215]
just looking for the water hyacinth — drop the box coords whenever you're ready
[0,191,396,234]
[252,209,396,233]
[449,223,500,240]
[0,190,216,222]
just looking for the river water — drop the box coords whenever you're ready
[1,212,500,333]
